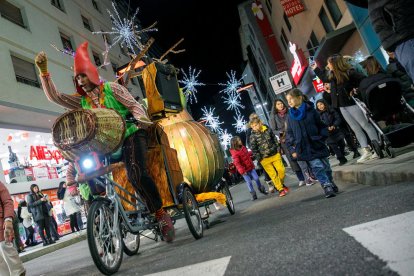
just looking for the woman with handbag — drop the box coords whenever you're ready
[58,181,81,233]
[26,184,55,246]
[312,54,379,163]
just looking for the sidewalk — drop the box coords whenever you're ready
[20,231,87,263]
[331,144,414,186]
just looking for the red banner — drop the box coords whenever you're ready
[280,0,305,17]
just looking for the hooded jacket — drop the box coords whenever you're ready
[249,125,279,162]
[316,99,344,144]
[229,146,255,175]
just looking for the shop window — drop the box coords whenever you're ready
[11,55,40,88]
[92,51,101,67]
[319,8,333,33]
[325,0,342,26]
[265,0,272,15]
[283,13,292,32]
[0,1,25,28]
[82,15,93,31]
[60,32,74,52]
[92,0,100,12]
[280,28,288,50]
[51,0,64,12]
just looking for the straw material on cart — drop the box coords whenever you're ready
[112,165,136,212]
[195,192,226,206]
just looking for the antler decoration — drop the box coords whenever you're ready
[157,38,186,63]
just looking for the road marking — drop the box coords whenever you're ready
[343,211,414,276]
[144,256,232,276]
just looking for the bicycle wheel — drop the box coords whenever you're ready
[182,187,203,239]
[121,222,140,256]
[87,200,123,275]
[221,183,235,215]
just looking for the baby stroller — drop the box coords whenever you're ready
[354,76,414,158]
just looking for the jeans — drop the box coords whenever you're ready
[123,129,162,213]
[307,158,334,187]
[340,105,378,148]
[241,169,262,192]
[395,38,414,82]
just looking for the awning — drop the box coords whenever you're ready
[314,23,357,67]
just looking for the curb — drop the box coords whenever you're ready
[21,233,87,263]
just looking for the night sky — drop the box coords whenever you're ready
[131,0,254,135]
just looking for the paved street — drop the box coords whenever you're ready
[24,174,414,275]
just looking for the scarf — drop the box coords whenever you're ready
[289,102,307,121]
[277,107,288,118]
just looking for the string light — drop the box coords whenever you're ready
[232,114,247,133]
[178,66,205,104]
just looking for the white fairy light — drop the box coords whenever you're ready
[232,114,247,133]
[218,70,245,95]
[219,129,233,150]
[92,2,157,54]
[178,66,205,104]
[223,91,244,114]
[201,106,223,133]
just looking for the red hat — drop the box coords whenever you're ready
[73,41,100,95]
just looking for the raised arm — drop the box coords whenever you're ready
[35,52,81,110]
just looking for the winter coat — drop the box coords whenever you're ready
[20,207,33,228]
[314,68,365,108]
[0,181,15,242]
[63,189,81,216]
[250,125,279,162]
[285,102,329,161]
[26,192,51,222]
[229,146,255,175]
[386,59,414,96]
[316,99,345,144]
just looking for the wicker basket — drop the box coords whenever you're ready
[52,108,126,161]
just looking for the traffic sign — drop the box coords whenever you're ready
[269,71,292,95]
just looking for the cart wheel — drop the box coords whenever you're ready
[385,146,395,158]
[121,223,140,256]
[87,200,123,275]
[371,140,384,159]
[221,184,235,215]
[182,187,203,239]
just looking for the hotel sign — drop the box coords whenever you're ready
[280,0,305,17]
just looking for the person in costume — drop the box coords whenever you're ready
[34,41,175,242]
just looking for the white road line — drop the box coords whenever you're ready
[144,256,232,276]
[343,211,414,276]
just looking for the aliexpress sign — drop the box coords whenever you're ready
[30,145,63,164]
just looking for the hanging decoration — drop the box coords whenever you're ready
[178,66,205,104]
[232,114,247,133]
[219,129,233,150]
[219,70,245,115]
[223,92,245,114]
[92,2,158,55]
[200,106,223,133]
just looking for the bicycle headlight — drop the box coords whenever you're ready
[82,158,94,170]
[75,152,102,176]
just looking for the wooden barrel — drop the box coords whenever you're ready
[159,110,225,193]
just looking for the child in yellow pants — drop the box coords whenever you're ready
[260,153,285,193]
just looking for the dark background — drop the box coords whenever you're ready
[130,0,254,135]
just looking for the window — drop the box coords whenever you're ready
[319,8,333,33]
[60,32,74,52]
[307,41,315,56]
[307,32,320,56]
[280,29,288,50]
[265,0,272,15]
[283,13,291,32]
[82,15,92,31]
[51,0,64,12]
[91,0,100,12]
[0,1,25,28]
[11,55,40,88]
[92,51,101,67]
[325,0,342,26]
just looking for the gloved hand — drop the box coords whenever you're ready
[35,51,48,74]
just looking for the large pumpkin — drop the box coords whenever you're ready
[159,111,225,193]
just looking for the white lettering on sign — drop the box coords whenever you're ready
[269,71,292,95]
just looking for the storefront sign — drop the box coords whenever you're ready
[312,76,325,93]
[269,71,293,94]
[289,42,308,85]
[280,0,305,17]
[30,145,63,163]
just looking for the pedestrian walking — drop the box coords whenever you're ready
[0,181,26,276]
[249,116,288,197]
[229,136,267,201]
[17,200,37,247]
[57,182,81,233]
[285,89,338,198]
[26,184,56,246]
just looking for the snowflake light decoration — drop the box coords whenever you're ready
[232,114,247,133]
[220,129,233,150]
[201,107,223,133]
[218,70,245,95]
[223,91,244,114]
[178,66,205,104]
[93,2,157,55]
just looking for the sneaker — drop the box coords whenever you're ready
[338,158,348,166]
[323,185,336,198]
[370,152,379,160]
[352,151,361,159]
[331,183,339,193]
[156,210,175,242]
[258,186,268,195]
[268,186,275,193]
[305,179,315,186]
[298,181,305,187]
[279,190,287,197]
[283,186,290,193]
[357,148,372,163]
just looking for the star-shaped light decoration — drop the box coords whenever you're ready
[219,129,233,150]
[232,114,247,133]
[223,91,245,114]
[200,106,223,133]
[178,66,205,104]
[218,70,244,95]
[92,2,157,55]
